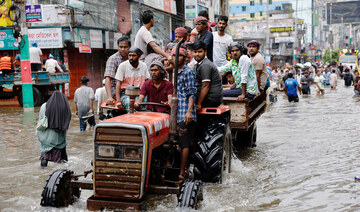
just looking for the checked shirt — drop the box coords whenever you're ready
[104,52,124,98]
[177,65,197,123]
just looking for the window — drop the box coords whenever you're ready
[275,6,281,10]
[260,11,263,16]
[242,6,246,11]
[260,0,263,5]
[250,0,255,6]
[269,14,272,17]
[250,13,255,18]
[269,0,272,4]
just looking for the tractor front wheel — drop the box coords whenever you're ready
[177,179,203,209]
[40,169,79,207]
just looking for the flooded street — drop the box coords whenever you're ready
[1,80,360,211]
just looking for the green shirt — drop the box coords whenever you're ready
[218,56,259,95]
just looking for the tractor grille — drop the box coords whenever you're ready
[94,127,144,200]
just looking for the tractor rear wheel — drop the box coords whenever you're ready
[177,179,203,209]
[193,119,231,183]
[40,169,79,207]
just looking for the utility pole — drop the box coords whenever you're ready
[265,0,270,67]
[17,1,34,111]
[293,0,298,65]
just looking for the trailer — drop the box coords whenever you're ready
[223,91,267,149]
[0,71,70,106]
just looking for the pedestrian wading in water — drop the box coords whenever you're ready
[36,91,71,167]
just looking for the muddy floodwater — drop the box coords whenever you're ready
[1,80,360,211]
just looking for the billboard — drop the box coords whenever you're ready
[327,1,360,24]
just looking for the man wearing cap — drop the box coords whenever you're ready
[247,40,267,92]
[213,16,233,67]
[44,54,63,73]
[175,27,188,43]
[194,16,213,62]
[192,41,223,110]
[115,47,150,113]
[218,42,259,100]
[104,37,131,105]
[135,61,173,113]
[134,10,171,62]
[171,45,196,181]
[74,76,96,131]
[30,42,43,72]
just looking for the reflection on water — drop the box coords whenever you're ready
[1,81,360,211]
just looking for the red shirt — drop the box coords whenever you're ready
[140,80,174,112]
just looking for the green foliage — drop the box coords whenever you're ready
[323,48,331,63]
[323,48,341,63]
[331,49,340,62]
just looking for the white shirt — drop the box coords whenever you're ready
[29,47,42,64]
[134,26,155,61]
[212,32,233,67]
[44,58,63,73]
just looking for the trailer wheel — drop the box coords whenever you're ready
[233,123,257,150]
[193,120,227,183]
[18,87,44,107]
[40,169,79,207]
[177,180,203,209]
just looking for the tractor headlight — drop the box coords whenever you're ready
[123,147,140,159]
[98,145,115,158]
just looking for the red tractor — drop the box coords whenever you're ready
[40,42,233,210]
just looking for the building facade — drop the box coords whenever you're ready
[229,0,289,21]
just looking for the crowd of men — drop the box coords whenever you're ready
[80,10,269,180]
[270,61,360,102]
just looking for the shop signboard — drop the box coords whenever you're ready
[0,30,18,50]
[68,0,84,8]
[90,29,103,48]
[144,0,176,14]
[105,31,122,49]
[275,37,295,43]
[25,4,42,23]
[74,28,90,48]
[79,44,91,53]
[270,26,294,33]
[185,0,197,19]
[28,28,63,49]
[0,0,13,27]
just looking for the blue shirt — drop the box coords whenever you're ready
[284,78,299,97]
[177,65,197,123]
[323,72,330,84]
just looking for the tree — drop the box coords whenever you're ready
[324,48,331,63]
[331,49,340,62]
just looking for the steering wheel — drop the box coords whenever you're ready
[138,102,170,113]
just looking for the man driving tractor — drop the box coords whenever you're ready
[135,61,173,113]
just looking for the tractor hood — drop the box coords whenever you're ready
[103,112,170,138]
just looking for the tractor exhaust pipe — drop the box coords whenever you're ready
[169,38,185,141]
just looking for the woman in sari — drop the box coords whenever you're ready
[36,91,71,167]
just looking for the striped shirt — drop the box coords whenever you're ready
[218,56,259,95]
[177,65,197,123]
[104,52,124,98]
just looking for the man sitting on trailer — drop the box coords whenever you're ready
[218,42,259,100]
[135,60,173,113]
